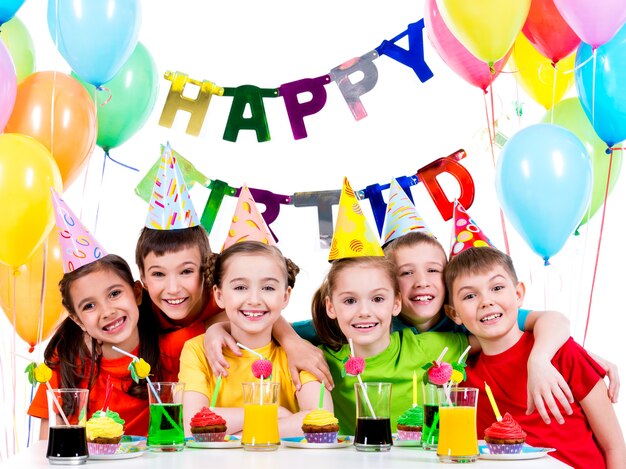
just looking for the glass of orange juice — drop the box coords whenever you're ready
[437,387,479,463]
[241,382,280,451]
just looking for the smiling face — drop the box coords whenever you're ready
[140,246,207,324]
[325,264,401,357]
[391,241,447,332]
[447,265,525,355]
[69,268,142,354]
[213,252,291,348]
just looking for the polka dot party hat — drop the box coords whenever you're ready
[50,189,108,273]
[145,143,200,230]
[382,178,434,246]
[328,177,384,262]
[449,199,494,258]
[222,185,275,252]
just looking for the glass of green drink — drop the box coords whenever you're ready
[147,382,185,452]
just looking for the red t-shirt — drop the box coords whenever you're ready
[28,347,150,437]
[463,332,606,469]
[153,292,222,381]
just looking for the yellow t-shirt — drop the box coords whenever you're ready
[179,335,317,412]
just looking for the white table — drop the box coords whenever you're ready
[5,440,570,469]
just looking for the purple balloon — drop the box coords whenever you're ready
[0,41,17,131]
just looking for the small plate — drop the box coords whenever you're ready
[88,435,148,460]
[281,435,352,449]
[478,441,556,460]
[185,435,241,449]
[392,434,421,447]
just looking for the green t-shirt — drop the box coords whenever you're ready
[321,329,469,435]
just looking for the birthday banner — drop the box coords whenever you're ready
[135,145,475,247]
[158,20,434,141]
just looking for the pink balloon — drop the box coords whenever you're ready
[554,0,626,48]
[0,40,16,131]
[424,0,510,92]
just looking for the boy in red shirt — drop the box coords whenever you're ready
[444,247,625,469]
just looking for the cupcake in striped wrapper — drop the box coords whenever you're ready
[396,405,423,442]
[86,410,125,455]
[484,413,527,454]
[190,407,227,442]
[301,409,339,444]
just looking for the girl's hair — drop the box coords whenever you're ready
[383,231,446,260]
[312,256,400,351]
[49,254,161,413]
[208,241,299,289]
[135,226,212,287]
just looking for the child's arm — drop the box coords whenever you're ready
[270,317,334,391]
[523,310,574,424]
[182,390,246,436]
[203,321,242,377]
[580,380,626,468]
[278,381,333,438]
[39,419,49,440]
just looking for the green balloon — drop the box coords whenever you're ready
[73,42,158,151]
[541,98,623,229]
[0,16,35,83]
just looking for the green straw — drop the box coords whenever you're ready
[426,411,439,444]
[210,375,222,409]
[318,381,325,409]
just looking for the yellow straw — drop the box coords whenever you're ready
[484,381,502,421]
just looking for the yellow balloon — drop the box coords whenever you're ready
[0,231,66,351]
[0,133,63,268]
[437,0,531,66]
[510,34,575,110]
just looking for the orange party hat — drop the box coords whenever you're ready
[449,199,494,258]
[328,177,384,261]
[382,178,433,245]
[222,185,275,251]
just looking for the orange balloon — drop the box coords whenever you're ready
[0,231,66,352]
[6,71,97,189]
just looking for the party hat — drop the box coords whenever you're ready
[382,178,433,245]
[222,185,275,251]
[145,143,200,230]
[51,189,108,273]
[328,177,384,261]
[449,199,494,258]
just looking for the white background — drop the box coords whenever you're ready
[1,0,624,458]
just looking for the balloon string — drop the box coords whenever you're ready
[591,50,597,126]
[97,86,113,106]
[11,270,17,455]
[550,62,557,123]
[105,151,140,173]
[582,150,614,346]
[37,239,49,351]
[562,52,594,75]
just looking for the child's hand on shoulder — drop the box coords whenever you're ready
[526,355,574,424]
[203,322,241,377]
[588,351,620,403]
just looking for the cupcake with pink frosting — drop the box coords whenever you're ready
[190,407,227,442]
[484,413,527,454]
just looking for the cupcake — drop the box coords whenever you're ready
[484,413,527,454]
[190,407,227,442]
[86,409,125,455]
[396,405,424,441]
[301,409,339,444]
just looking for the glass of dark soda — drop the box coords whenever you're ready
[46,388,89,465]
[354,382,392,452]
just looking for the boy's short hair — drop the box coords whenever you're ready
[444,247,518,303]
[135,226,211,275]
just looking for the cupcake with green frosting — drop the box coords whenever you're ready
[396,405,423,442]
[86,409,125,455]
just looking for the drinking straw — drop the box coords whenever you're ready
[101,374,113,411]
[260,375,264,406]
[412,370,418,407]
[435,346,448,365]
[236,342,263,359]
[318,381,325,409]
[46,382,70,426]
[484,381,502,421]
[210,375,222,409]
[458,345,471,364]
[425,411,439,444]
[112,346,162,404]
[348,338,376,419]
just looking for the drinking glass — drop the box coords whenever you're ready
[421,382,440,450]
[241,381,280,451]
[354,382,392,452]
[437,387,479,463]
[147,382,185,452]
[46,388,89,465]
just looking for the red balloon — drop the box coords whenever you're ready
[522,0,580,64]
[424,0,510,92]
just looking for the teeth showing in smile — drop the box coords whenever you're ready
[412,295,434,302]
[242,311,265,318]
[352,323,377,329]
[103,317,125,331]
[480,313,502,323]
[165,298,185,305]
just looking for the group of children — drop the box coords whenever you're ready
[27,150,625,468]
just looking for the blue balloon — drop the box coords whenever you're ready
[576,24,626,147]
[0,0,25,25]
[47,0,141,87]
[495,124,592,264]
